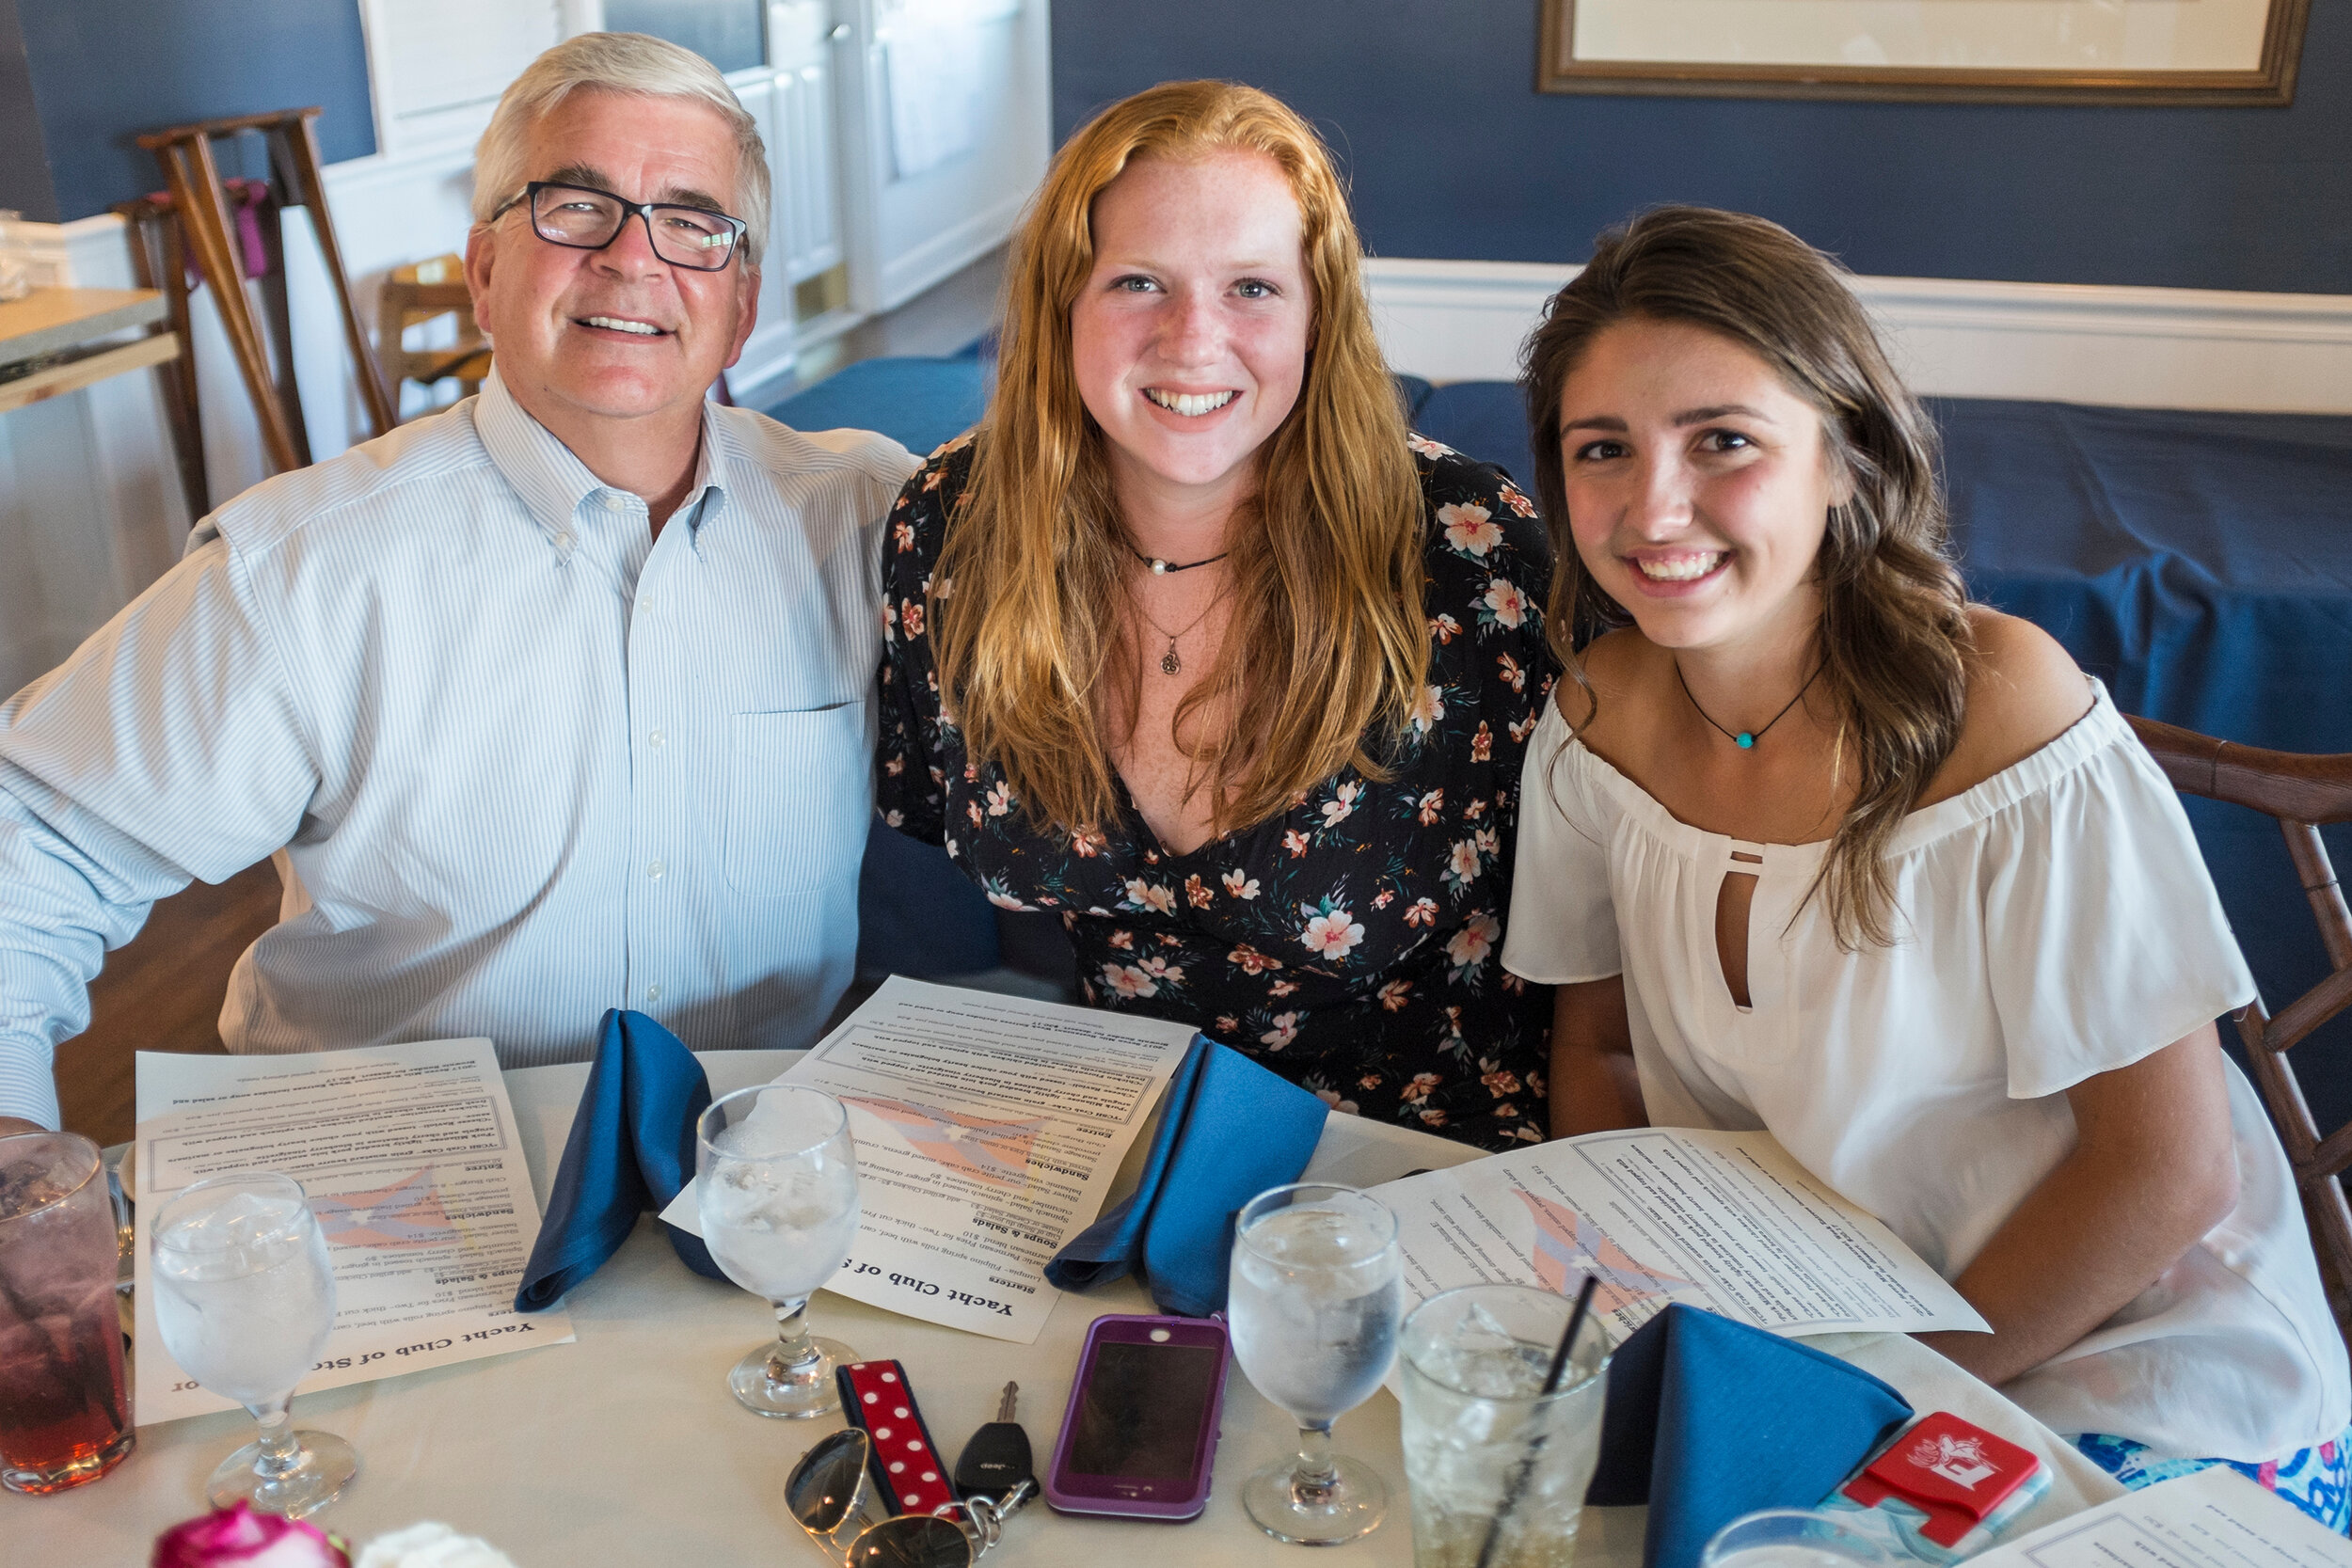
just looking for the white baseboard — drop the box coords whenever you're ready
[1363,258,2352,416]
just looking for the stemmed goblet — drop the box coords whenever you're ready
[696,1083,861,1418]
[1226,1181,1403,1544]
[150,1171,358,1517]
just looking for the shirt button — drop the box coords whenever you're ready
[602,492,627,511]
[647,729,666,749]
[646,859,665,879]
[644,984,661,1003]
[637,594,655,613]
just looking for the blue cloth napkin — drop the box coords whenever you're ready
[1586,1304,1914,1568]
[1044,1037,1328,1317]
[515,1009,723,1311]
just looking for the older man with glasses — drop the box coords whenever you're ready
[0,32,915,1135]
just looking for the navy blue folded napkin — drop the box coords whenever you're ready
[515,1008,724,1311]
[1587,1304,1913,1568]
[1044,1036,1328,1317]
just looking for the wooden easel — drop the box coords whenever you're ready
[136,107,395,479]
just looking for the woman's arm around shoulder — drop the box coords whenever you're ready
[873,435,977,846]
[1920,608,2095,807]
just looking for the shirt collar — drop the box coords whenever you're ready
[474,368,733,554]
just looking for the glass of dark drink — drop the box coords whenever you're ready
[0,1131,135,1495]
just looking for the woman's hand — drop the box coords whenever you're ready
[1549,976,1646,1137]
[1916,1022,2239,1386]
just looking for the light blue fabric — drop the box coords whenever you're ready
[1588,1305,1914,1568]
[0,372,914,1127]
[2075,1430,2352,1533]
[1045,1036,1329,1317]
[516,1008,722,1311]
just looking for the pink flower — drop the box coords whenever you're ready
[1229,944,1283,976]
[1449,839,1482,882]
[1378,978,1412,1012]
[1404,896,1438,928]
[1260,1012,1300,1049]
[1417,787,1445,825]
[1483,578,1528,627]
[1124,877,1176,914]
[1222,869,1261,899]
[1184,874,1213,909]
[1102,963,1159,1000]
[1438,501,1502,556]
[1497,652,1527,692]
[1301,908,1365,960]
[1482,1067,1522,1099]
[1407,433,1450,459]
[1312,1087,1361,1116]
[1372,889,1394,911]
[1401,1071,1441,1104]
[985,888,1031,911]
[1428,613,1463,645]
[1282,830,1311,858]
[900,600,926,639]
[1216,1014,1242,1034]
[1321,782,1360,828]
[1471,721,1493,762]
[152,1505,350,1568]
[1499,483,1537,518]
[1268,977,1300,997]
[986,782,1013,816]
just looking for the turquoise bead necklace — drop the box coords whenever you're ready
[1676,658,1824,751]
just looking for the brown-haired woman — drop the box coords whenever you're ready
[877,80,1557,1149]
[1503,205,2348,1508]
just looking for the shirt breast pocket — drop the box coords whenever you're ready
[724,702,871,897]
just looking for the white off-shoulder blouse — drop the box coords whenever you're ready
[1503,680,2349,1462]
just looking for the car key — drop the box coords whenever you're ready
[954,1381,1034,1504]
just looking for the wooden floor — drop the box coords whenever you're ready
[55,863,278,1148]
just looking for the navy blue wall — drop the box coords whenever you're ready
[13,0,374,223]
[1053,1,2352,296]
[0,0,57,222]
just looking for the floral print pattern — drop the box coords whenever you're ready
[876,434,1560,1150]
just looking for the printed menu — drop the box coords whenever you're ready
[663,975,1199,1343]
[1968,1467,2352,1568]
[132,1039,572,1424]
[1372,1124,1991,1341]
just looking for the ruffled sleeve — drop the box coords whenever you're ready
[1501,695,1624,985]
[1979,702,2258,1100]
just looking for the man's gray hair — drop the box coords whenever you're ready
[472,31,770,270]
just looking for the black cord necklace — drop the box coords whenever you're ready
[1126,543,1230,576]
[1676,659,1824,752]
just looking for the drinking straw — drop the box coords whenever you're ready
[1472,1273,1600,1568]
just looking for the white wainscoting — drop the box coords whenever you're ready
[1363,258,2352,415]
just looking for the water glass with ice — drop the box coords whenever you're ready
[695,1083,860,1418]
[1397,1282,1611,1568]
[150,1170,357,1517]
[1702,1510,1894,1568]
[0,1132,135,1494]
[1227,1181,1403,1544]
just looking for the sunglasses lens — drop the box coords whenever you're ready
[849,1515,972,1568]
[786,1428,870,1534]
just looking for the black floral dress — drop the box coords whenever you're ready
[877,433,1560,1150]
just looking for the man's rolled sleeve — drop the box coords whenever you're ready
[0,534,318,1127]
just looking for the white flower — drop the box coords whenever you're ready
[358,1524,519,1568]
[1124,877,1176,914]
[1438,501,1502,556]
[1261,1011,1300,1049]
[1449,839,1482,882]
[1484,578,1529,627]
[986,889,1032,911]
[1222,869,1261,900]
[1102,963,1159,1000]
[1321,782,1360,829]
[1301,908,1365,959]
[1447,912,1501,969]
[1406,684,1446,735]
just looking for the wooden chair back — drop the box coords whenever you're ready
[2128,713,2352,1331]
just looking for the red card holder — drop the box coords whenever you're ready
[835,1359,954,1517]
[1842,1413,2040,1548]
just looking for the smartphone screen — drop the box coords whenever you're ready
[1063,1341,1221,1479]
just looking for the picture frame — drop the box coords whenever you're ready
[1537,0,2310,105]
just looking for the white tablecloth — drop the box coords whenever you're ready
[11,1051,2121,1565]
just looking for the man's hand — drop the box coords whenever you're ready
[0,1116,48,1139]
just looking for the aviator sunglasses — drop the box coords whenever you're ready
[489,180,748,271]
[787,1427,1033,1567]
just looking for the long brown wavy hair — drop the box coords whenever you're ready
[930,80,1426,837]
[1520,206,1974,947]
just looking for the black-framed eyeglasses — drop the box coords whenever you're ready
[490,181,747,272]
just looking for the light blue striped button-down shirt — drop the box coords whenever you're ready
[0,372,914,1127]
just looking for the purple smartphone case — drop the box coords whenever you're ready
[1043,1312,1231,1520]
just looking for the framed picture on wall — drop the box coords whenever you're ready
[1538,0,2310,104]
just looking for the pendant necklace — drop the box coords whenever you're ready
[1131,580,1228,676]
[1676,658,1825,751]
[1125,543,1231,577]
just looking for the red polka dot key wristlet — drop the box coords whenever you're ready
[834,1359,952,1516]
